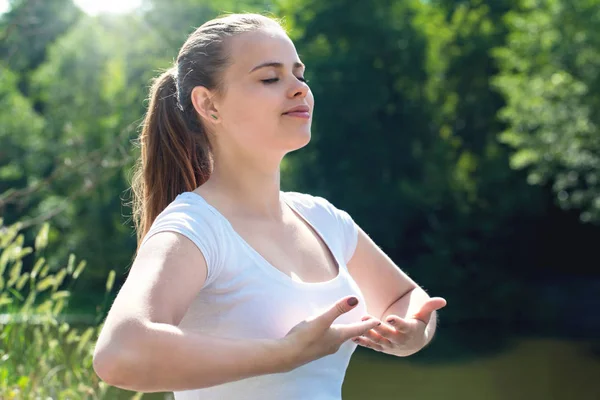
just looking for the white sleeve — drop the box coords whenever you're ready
[317,196,359,264]
[139,201,225,289]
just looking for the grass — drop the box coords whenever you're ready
[0,219,154,399]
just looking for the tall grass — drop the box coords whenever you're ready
[0,218,143,399]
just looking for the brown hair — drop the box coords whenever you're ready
[130,13,282,247]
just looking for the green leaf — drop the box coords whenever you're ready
[53,269,67,291]
[36,299,53,313]
[72,260,86,279]
[510,149,541,169]
[76,327,94,354]
[7,287,23,301]
[51,291,70,300]
[66,253,76,274]
[15,272,29,290]
[31,257,45,280]
[39,263,50,278]
[105,270,115,293]
[36,276,55,292]
[7,260,23,288]
[35,223,50,251]
[53,299,65,315]
[17,375,29,389]
[0,294,13,307]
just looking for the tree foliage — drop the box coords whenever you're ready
[493,0,600,222]
[1,0,599,331]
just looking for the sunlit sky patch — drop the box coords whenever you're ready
[0,0,142,15]
[72,0,142,15]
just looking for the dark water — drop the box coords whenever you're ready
[342,337,600,400]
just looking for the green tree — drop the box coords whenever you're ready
[493,0,600,223]
[278,0,548,325]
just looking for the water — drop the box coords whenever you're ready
[342,337,600,400]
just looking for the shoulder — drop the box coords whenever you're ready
[284,191,359,263]
[282,190,356,233]
[156,192,223,221]
[140,191,227,249]
[139,191,229,288]
[283,190,352,219]
[282,190,337,213]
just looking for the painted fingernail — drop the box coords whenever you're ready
[347,297,358,306]
[387,319,395,325]
[377,322,382,326]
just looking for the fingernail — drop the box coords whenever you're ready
[353,338,360,343]
[347,297,358,306]
[361,316,370,321]
[377,322,382,326]
[387,319,395,325]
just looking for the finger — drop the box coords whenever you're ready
[361,316,414,348]
[370,321,405,345]
[361,329,393,347]
[319,296,361,326]
[339,319,381,342]
[384,315,415,333]
[412,297,447,323]
[360,315,381,326]
[353,336,384,352]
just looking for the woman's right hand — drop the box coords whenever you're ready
[280,296,381,371]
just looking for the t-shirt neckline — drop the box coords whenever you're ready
[180,191,344,289]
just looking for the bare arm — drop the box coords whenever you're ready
[93,232,294,392]
[379,287,439,355]
[347,228,446,357]
[94,320,290,392]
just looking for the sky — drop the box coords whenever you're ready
[0,0,142,15]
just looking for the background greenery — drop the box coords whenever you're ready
[1,0,599,398]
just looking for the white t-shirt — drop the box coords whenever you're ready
[140,191,368,400]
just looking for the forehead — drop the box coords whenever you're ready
[226,28,301,73]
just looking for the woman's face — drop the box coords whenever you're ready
[211,27,314,162]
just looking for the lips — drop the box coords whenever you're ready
[283,105,310,115]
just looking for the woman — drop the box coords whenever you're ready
[93,13,447,399]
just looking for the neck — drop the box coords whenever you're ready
[203,152,285,221]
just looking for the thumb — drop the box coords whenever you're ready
[319,296,360,326]
[412,297,447,323]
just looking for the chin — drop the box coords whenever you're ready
[287,129,311,151]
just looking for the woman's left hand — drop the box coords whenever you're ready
[352,297,447,356]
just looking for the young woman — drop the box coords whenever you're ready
[93,13,447,399]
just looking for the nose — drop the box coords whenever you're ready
[287,78,309,98]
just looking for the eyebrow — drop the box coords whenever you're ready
[249,61,305,73]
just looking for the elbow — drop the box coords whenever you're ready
[94,345,157,392]
[93,323,150,391]
[93,346,139,391]
[92,348,118,385]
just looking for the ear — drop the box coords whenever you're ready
[191,86,221,124]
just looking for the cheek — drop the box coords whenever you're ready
[224,87,280,132]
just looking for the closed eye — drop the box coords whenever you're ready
[261,77,309,84]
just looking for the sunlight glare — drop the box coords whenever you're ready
[73,0,142,15]
[0,0,9,14]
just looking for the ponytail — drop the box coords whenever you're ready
[129,13,284,250]
[130,68,212,248]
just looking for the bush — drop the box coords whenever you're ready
[0,219,142,399]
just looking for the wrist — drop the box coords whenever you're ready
[269,338,299,373]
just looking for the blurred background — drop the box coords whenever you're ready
[1,0,599,398]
